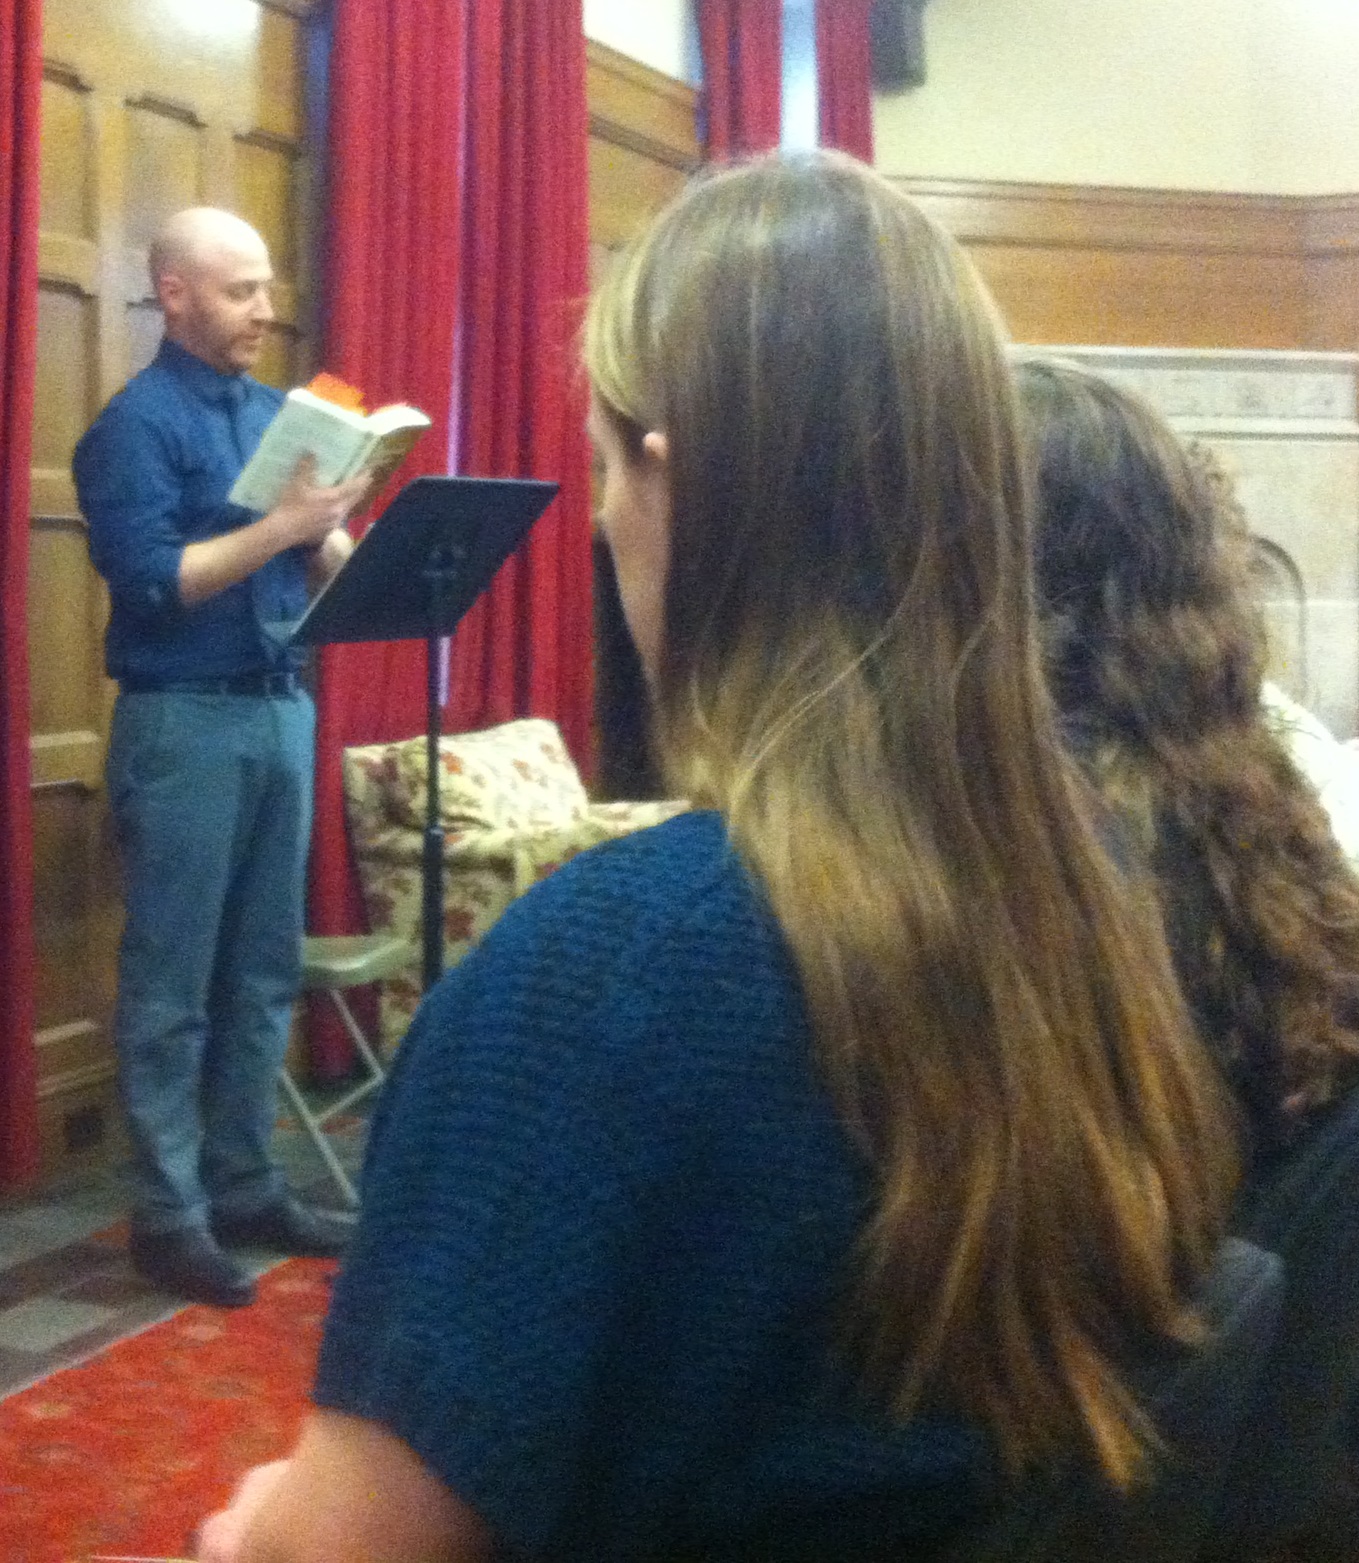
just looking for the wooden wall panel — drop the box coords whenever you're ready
[235,131,305,383]
[894,176,1324,352]
[39,73,91,237]
[1306,254,1359,354]
[973,246,1308,350]
[1303,197,1359,354]
[587,42,699,251]
[27,524,104,745]
[126,101,207,243]
[33,285,98,473]
[585,42,698,803]
[28,0,318,1187]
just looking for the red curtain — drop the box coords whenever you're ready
[0,0,41,1185]
[308,0,594,1069]
[445,0,593,764]
[697,0,783,158]
[816,0,875,162]
[307,0,465,1071]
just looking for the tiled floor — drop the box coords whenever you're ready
[0,1101,369,1400]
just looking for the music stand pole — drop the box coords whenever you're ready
[288,474,559,996]
[421,541,467,992]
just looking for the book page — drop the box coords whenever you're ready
[229,389,375,512]
[362,420,432,496]
[366,403,431,437]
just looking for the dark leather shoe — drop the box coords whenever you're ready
[213,1198,355,1258]
[129,1227,256,1308]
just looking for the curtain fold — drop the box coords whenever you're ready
[308,0,594,1070]
[445,0,593,770]
[697,0,783,158]
[817,0,875,163]
[0,0,42,1185]
[307,0,465,1072]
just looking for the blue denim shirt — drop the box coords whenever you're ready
[73,337,310,682]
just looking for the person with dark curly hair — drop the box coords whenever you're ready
[1016,355,1359,1172]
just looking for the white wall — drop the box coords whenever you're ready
[873,0,1359,194]
[1250,0,1359,194]
[583,0,699,84]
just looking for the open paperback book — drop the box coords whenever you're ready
[229,375,432,513]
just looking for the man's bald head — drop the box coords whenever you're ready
[149,207,269,287]
[151,208,275,376]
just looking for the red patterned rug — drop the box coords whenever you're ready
[0,1258,334,1563]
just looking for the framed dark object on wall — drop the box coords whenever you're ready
[871,0,930,91]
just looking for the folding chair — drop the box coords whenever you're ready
[940,1237,1283,1563]
[280,932,410,1208]
[1207,1081,1359,1556]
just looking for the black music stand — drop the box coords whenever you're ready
[291,475,559,992]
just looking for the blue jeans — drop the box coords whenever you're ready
[106,689,314,1236]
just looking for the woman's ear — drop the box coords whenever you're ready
[642,430,669,467]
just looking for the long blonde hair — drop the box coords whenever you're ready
[584,152,1236,1487]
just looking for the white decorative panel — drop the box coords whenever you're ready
[1030,346,1359,738]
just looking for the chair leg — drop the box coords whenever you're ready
[277,1064,361,1209]
[327,989,388,1089]
[277,984,389,1209]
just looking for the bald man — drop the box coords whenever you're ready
[73,209,365,1307]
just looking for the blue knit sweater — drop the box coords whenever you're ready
[313,811,990,1561]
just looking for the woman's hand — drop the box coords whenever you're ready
[196,1459,291,1563]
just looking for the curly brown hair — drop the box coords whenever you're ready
[1017,356,1359,1164]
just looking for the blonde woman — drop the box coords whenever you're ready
[199,154,1234,1563]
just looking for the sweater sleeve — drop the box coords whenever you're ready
[311,842,709,1556]
[312,816,985,1560]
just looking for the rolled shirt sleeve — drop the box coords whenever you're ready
[74,401,192,622]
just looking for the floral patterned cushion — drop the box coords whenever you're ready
[342,721,686,1049]
[372,715,591,833]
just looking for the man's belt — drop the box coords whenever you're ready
[118,670,304,697]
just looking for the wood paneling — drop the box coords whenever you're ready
[903,178,1304,256]
[587,41,699,252]
[977,245,1308,350]
[1302,197,1359,355]
[585,42,698,803]
[29,0,317,1186]
[1306,253,1359,356]
[893,175,1316,350]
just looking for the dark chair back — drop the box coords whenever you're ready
[942,1237,1282,1563]
[1206,1081,1359,1556]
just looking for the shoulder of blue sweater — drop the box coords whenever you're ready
[411,806,800,1098]
[505,808,738,923]
[443,808,766,993]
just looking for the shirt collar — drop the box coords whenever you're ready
[155,336,251,407]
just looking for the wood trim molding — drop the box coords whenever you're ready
[1302,195,1359,255]
[38,232,98,293]
[42,57,91,91]
[35,1053,117,1102]
[257,0,322,18]
[586,39,700,175]
[30,729,103,791]
[889,174,1307,256]
[890,174,1359,263]
[124,92,205,128]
